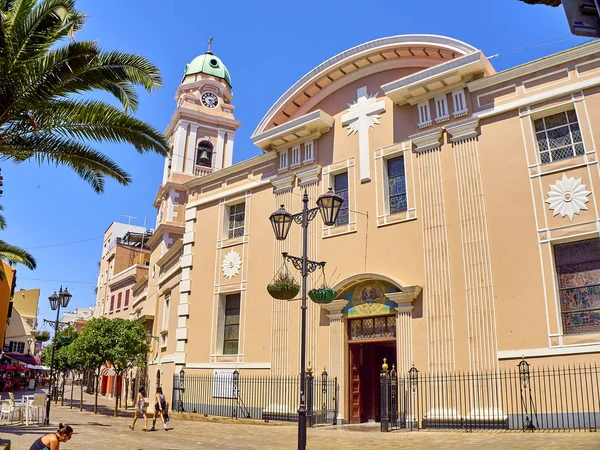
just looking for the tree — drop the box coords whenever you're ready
[0,240,35,279]
[41,326,78,404]
[0,0,170,193]
[70,318,112,414]
[104,318,149,416]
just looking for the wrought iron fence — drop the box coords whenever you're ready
[172,369,338,425]
[380,360,600,432]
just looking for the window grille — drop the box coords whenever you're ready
[435,95,449,122]
[417,101,432,127]
[279,151,288,170]
[304,141,314,162]
[387,156,407,214]
[228,202,245,239]
[452,89,468,117]
[291,145,301,166]
[223,293,240,355]
[534,110,584,164]
[333,172,349,226]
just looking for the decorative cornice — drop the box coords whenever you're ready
[410,129,443,152]
[184,151,276,189]
[252,109,334,151]
[153,181,189,208]
[446,118,479,142]
[468,40,600,92]
[386,285,422,312]
[165,107,241,138]
[271,174,296,194]
[156,239,183,268]
[295,166,321,187]
[146,223,185,249]
[321,299,348,318]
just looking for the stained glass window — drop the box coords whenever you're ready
[534,110,584,164]
[348,316,396,341]
[334,172,349,226]
[228,202,245,239]
[387,156,407,214]
[554,238,600,335]
[223,293,241,354]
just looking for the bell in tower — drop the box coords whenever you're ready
[196,140,213,168]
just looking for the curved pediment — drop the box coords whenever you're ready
[251,34,478,138]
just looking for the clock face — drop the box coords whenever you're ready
[201,92,218,109]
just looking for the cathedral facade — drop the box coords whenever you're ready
[128,35,600,423]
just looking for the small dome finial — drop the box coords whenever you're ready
[207,36,213,54]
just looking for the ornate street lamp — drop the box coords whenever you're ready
[268,188,343,450]
[45,286,72,425]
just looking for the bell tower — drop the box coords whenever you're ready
[163,39,241,184]
[152,40,241,256]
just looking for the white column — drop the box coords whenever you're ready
[225,132,235,168]
[162,158,169,184]
[323,299,346,421]
[214,129,226,170]
[172,122,188,173]
[185,125,197,175]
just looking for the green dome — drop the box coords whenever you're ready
[183,52,231,87]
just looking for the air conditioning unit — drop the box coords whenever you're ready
[562,0,600,37]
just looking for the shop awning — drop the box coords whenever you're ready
[4,353,40,365]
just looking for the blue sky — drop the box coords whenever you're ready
[2,0,588,330]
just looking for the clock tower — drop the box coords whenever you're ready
[151,41,241,255]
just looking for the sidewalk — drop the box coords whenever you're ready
[1,386,600,449]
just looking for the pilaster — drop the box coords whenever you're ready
[322,299,347,421]
[386,286,421,375]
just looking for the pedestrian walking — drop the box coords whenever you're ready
[128,386,149,431]
[28,423,73,450]
[150,386,168,431]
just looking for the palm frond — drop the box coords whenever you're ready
[1,132,131,192]
[0,239,36,269]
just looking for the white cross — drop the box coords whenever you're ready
[341,87,386,182]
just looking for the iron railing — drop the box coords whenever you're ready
[172,369,338,425]
[380,360,600,432]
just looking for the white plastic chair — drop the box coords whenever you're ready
[30,394,46,425]
[0,400,16,423]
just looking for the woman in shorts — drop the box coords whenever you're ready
[129,386,148,431]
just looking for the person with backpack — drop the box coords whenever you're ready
[150,386,168,431]
[129,386,149,431]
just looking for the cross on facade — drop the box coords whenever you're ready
[341,87,386,182]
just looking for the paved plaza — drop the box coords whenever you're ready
[2,388,600,449]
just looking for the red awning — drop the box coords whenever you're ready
[4,353,40,365]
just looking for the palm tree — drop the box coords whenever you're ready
[0,239,35,279]
[0,204,35,278]
[0,0,170,193]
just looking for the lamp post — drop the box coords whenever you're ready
[45,286,72,425]
[269,188,343,450]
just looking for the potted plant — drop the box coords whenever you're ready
[267,271,300,300]
[35,331,50,342]
[308,267,337,304]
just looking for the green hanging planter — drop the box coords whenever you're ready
[35,331,50,342]
[267,283,300,300]
[308,287,337,304]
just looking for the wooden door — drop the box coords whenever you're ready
[350,345,361,424]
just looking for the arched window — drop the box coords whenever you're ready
[196,140,213,167]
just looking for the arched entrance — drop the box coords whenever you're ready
[333,275,403,424]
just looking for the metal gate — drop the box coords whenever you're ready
[380,360,406,431]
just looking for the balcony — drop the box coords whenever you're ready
[194,165,215,177]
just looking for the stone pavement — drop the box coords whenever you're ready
[1,387,600,449]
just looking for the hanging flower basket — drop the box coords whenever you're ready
[267,272,300,300]
[308,265,337,304]
[35,331,50,342]
[308,287,337,304]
